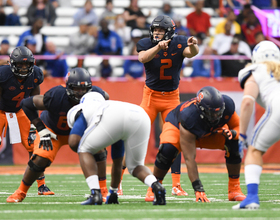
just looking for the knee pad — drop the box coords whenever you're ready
[94,149,107,162]
[225,139,241,164]
[155,143,179,170]
[28,155,50,172]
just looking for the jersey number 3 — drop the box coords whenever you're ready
[160,59,172,80]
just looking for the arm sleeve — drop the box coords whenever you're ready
[70,113,87,136]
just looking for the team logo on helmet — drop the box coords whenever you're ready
[197,92,204,102]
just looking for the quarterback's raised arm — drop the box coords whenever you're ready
[183,36,199,58]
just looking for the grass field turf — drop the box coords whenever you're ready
[0,167,280,220]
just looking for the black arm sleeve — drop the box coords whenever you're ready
[21,97,39,122]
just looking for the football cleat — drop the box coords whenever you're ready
[117,189,123,196]
[228,180,246,201]
[6,189,26,203]
[232,195,260,209]
[117,181,123,196]
[100,187,108,202]
[145,187,154,202]
[228,191,246,201]
[171,184,188,196]
[38,184,55,195]
[152,182,166,205]
[105,189,119,204]
[81,189,103,205]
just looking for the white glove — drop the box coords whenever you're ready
[38,128,57,151]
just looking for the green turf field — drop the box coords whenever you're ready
[1,171,280,220]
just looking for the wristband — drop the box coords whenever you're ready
[230,130,237,139]
[35,121,46,132]
[192,179,204,192]
[239,133,247,139]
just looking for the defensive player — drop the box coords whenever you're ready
[233,41,280,209]
[0,46,53,195]
[119,15,199,200]
[6,68,110,203]
[67,92,166,205]
[151,86,246,202]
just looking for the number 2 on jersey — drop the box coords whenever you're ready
[160,59,172,80]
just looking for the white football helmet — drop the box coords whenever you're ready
[252,40,280,64]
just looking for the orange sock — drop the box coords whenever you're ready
[36,176,46,188]
[229,177,240,186]
[99,179,107,189]
[19,180,31,193]
[171,173,181,187]
[121,166,126,180]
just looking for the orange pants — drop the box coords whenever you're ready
[0,109,33,152]
[140,85,180,124]
[33,126,69,162]
[160,122,227,152]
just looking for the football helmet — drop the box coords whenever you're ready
[9,46,35,79]
[252,40,280,64]
[149,15,176,44]
[66,68,92,103]
[196,86,225,126]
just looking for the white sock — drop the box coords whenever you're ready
[86,175,100,190]
[245,164,262,185]
[144,174,157,187]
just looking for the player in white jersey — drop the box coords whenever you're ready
[232,41,280,210]
[67,92,166,205]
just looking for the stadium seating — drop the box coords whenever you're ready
[0,0,220,77]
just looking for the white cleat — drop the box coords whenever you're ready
[232,202,260,210]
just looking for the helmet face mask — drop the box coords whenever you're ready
[9,46,35,79]
[196,86,225,126]
[252,40,280,64]
[149,15,176,44]
[66,68,92,103]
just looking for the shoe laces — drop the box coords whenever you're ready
[176,185,185,192]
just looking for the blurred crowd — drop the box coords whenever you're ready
[0,0,279,78]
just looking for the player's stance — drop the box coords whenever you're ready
[6,68,108,203]
[0,46,53,195]
[67,92,166,205]
[233,41,280,209]
[120,15,199,200]
[151,86,245,202]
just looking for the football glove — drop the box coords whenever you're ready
[28,124,37,146]
[213,128,233,140]
[195,191,210,203]
[38,128,57,151]
[238,134,248,159]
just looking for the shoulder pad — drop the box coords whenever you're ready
[174,35,188,42]
[238,64,257,89]
[222,94,235,114]
[33,66,44,84]
[136,38,152,52]
[0,65,12,83]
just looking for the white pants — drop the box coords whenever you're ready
[78,102,151,174]
[251,96,280,152]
